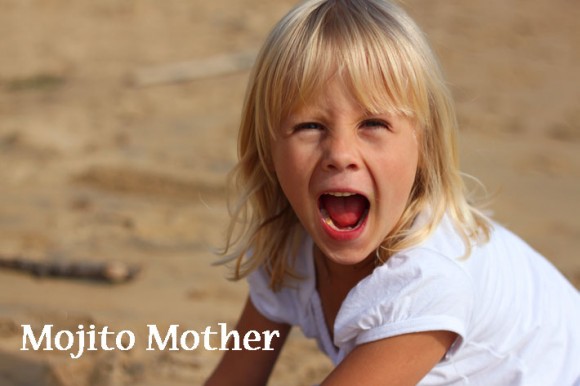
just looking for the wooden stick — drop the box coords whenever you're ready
[131,50,257,87]
[0,255,141,284]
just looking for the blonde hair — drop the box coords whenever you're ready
[220,0,491,290]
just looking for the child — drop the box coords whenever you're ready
[205,0,580,384]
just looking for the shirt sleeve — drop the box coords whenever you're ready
[247,266,297,325]
[334,249,475,360]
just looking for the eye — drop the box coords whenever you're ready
[293,122,324,131]
[360,119,391,130]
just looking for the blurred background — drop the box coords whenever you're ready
[0,0,578,385]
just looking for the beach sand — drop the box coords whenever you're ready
[0,0,578,384]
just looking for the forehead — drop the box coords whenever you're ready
[258,0,433,134]
[282,67,414,125]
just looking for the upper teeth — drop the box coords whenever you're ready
[327,192,356,197]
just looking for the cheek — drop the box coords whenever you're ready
[388,161,417,206]
[402,129,420,182]
[271,141,288,178]
[381,141,419,206]
[401,152,419,199]
[272,145,292,182]
[272,140,315,179]
[271,143,307,202]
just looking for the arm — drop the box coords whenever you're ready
[205,296,291,386]
[321,330,457,386]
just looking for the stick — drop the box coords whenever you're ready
[0,255,141,284]
[131,50,257,87]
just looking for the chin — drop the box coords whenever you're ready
[320,244,376,266]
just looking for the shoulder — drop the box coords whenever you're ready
[334,216,476,359]
[336,247,475,335]
[247,235,316,325]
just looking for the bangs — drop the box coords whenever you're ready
[258,0,432,134]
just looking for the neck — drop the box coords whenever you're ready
[313,245,377,343]
[313,245,376,285]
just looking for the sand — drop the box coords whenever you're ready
[0,0,578,384]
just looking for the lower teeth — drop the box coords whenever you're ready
[320,208,367,231]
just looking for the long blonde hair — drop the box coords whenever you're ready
[220,0,491,290]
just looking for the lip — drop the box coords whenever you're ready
[317,189,370,241]
[319,211,368,241]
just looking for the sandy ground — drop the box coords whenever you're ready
[0,0,578,385]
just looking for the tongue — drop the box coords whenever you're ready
[322,195,367,228]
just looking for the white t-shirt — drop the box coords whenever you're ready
[248,214,580,385]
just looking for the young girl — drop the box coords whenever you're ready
[206,0,580,384]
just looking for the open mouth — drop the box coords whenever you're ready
[318,192,370,232]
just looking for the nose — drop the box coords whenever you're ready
[322,132,360,172]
